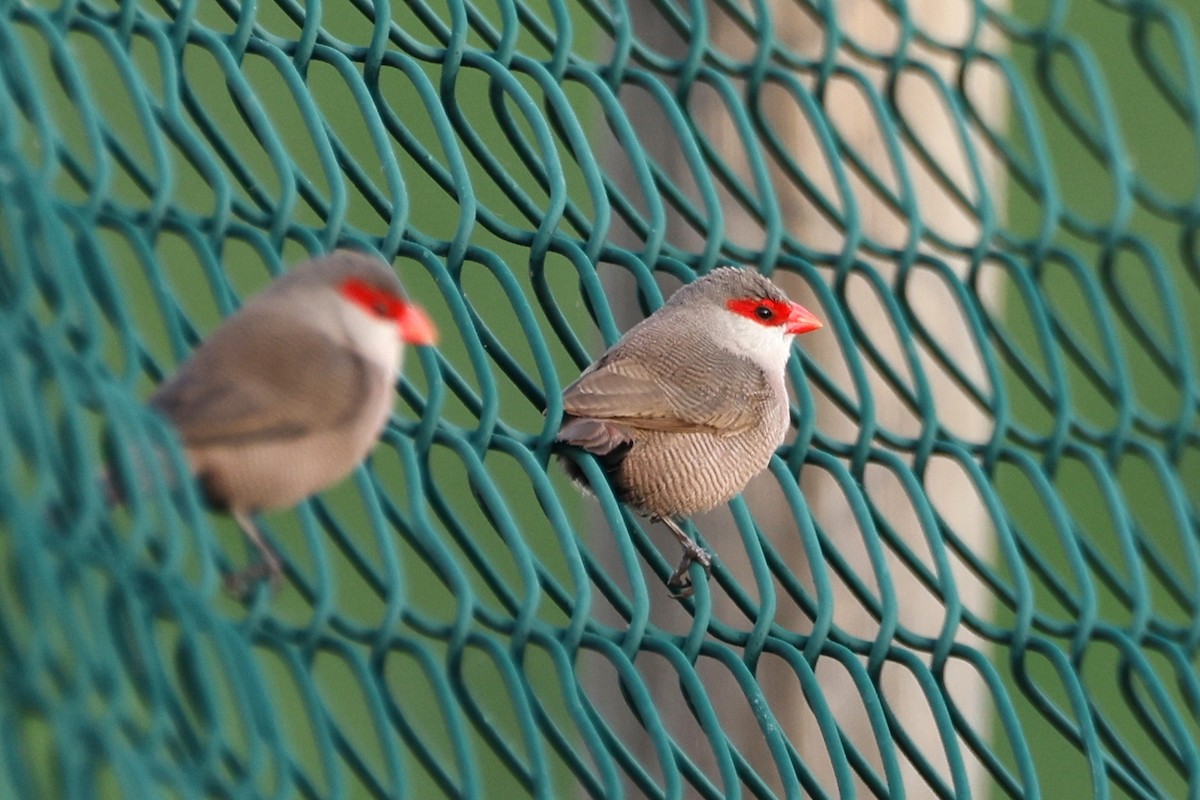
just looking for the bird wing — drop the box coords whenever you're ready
[149,310,385,448]
[560,349,776,436]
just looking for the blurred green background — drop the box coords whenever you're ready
[994,0,1200,797]
[5,1,591,796]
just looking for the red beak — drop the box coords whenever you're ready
[784,301,822,335]
[397,303,438,345]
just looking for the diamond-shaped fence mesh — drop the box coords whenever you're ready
[2,0,1200,797]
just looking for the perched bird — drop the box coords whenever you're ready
[146,250,436,594]
[556,267,821,597]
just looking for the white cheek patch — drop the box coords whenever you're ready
[715,311,795,371]
[343,303,405,375]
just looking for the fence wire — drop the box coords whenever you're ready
[2,0,1200,797]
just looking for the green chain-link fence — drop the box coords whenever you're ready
[3,0,1200,797]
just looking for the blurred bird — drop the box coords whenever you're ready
[145,250,436,594]
[556,267,821,597]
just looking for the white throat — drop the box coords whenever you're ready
[713,310,795,374]
[332,296,404,379]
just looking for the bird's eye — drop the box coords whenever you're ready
[726,296,788,326]
[372,299,391,317]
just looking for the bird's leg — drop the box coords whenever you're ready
[657,517,712,599]
[225,511,284,597]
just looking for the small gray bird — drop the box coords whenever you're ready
[147,250,435,594]
[557,267,821,597]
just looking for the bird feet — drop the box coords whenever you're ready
[667,545,712,599]
[658,517,713,599]
[225,511,284,599]
[222,553,283,599]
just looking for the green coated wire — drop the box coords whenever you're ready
[4,0,1200,797]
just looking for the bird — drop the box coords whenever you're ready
[556,267,822,598]
[144,250,436,595]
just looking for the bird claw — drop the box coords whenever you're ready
[225,511,284,600]
[222,556,283,599]
[667,546,712,599]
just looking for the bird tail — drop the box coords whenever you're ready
[555,416,633,491]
